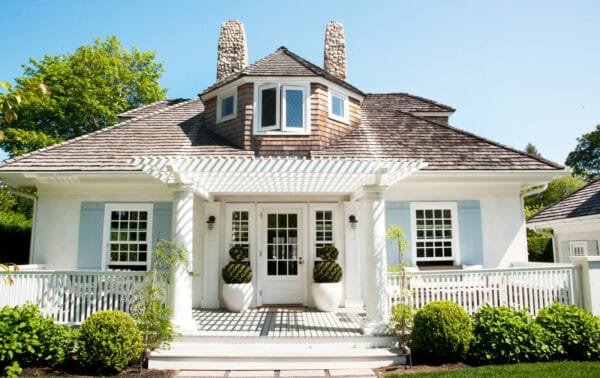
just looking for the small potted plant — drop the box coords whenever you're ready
[312,244,343,312]
[221,245,253,312]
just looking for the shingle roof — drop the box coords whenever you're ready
[367,93,455,113]
[528,179,600,224]
[0,99,251,172]
[118,99,189,120]
[312,94,562,170]
[200,47,364,97]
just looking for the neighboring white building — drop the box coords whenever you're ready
[528,179,600,263]
[0,20,562,333]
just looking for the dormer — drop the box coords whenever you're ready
[199,21,364,156]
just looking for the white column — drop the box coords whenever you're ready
[201,202,221,308]
[344,201,363,307]
[361,184,389,335]
[572,256,600,315]
[171,186,196,332]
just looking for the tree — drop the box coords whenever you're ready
[0,36,166,157]
[525,142,542,157]
[525,174,586,216]
[566,125,600,180]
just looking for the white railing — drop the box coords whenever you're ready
[0,270,147,324]
[388,265,581,316]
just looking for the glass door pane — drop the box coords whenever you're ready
[266,213,298,276]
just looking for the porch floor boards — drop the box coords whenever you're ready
[191,307,366,337]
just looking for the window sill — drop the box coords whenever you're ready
[254,130,312,136]
[328,113,349,125]
[217,114,236,124]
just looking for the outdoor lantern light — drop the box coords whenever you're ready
[348,215,358,229]
[206,215,216,230]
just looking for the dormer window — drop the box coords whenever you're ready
[329,90,349,123]
[217,90,237,123]
[255,83,310,134]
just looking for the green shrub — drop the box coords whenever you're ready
[528,236,554,262]
[313,245,343,283]
[317,244,339,261]
[222,262,252,283]
[229,244,248,262]
[537,303,600,360]
[411,301,472,362]
[78,310,144,374]
[0,303,74,375]
[470,305,558,364]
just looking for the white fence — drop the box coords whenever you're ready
[388,265,580,316]
[0,270,146,324]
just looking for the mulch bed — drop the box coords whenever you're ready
[20,367,177,377]
[376,363,471,375]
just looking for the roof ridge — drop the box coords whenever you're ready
[397,110,563,170]
[366,92,455,112]
[528,178,600,221]
[0,98,200,168]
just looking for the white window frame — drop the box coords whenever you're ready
[102,203,154,271]
[410,202,460,265]
[311,207,336,259]
[328,89,349,124]
[225,204,255,279]
[257,83,280,131]
[282,85,308,131]
[569,241,588,257]
[253,80,311,135]
[216,90,237,123]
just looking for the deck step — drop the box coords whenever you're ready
[149,343,405,370]
[176,335,398,348]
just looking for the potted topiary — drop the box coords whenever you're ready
[312,244,343,312]
[221,245,253,312]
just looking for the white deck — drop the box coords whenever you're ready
[191,307,367,338]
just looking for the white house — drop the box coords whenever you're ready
[0,20,563,340]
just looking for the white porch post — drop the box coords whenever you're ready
[201,202,221,308]
[171,186,196,332]
[362,184,389,334]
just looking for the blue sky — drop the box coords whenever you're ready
[2,0,599,165]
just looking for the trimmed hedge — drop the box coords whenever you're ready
[411,301,473,362]
[0,212,31,264]
[528,236,553,262]
[78,310,144,374]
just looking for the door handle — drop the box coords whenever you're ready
[298,256,304,265]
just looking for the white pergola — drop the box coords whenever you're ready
[132,156,427,200]
[131,156,427,334]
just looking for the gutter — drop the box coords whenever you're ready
[7,189,38,264]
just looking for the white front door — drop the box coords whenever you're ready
[259,207,305,304]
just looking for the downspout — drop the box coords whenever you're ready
[7,189,38,264]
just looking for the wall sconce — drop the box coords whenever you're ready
[206,215,216,230]
[348,215,358,229]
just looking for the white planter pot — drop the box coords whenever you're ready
[312,282,342,312]
[222,283,253,312]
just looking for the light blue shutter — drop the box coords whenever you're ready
[77,202,105,270]
[386,202,412,266]
[152,202,173,250]
[457,201,483,266]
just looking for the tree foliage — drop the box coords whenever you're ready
[525,142,542,157]
[525,175,586,215]
[566,125,600,179]
[0,36,166,157]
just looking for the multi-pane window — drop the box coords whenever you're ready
[414,206,455,264]
[570,241,587,257]
[315,210,334,257]
[266,213,298,276]
[231,211,250,256]
[105,205,152,271]
[257,83,307,132]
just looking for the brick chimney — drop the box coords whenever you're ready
[323,21,347,80]
[217,20,248,81]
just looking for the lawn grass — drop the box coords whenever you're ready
[388,361,600,377]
